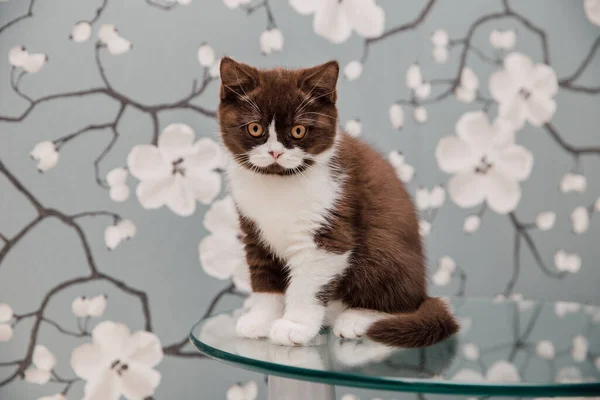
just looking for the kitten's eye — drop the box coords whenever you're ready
[247,122,264,137]
[290,125,307,139]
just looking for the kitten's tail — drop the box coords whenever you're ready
[366,297,459,347]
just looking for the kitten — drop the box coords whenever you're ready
[218,57,459,347]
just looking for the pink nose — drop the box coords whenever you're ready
[268,150,283,159]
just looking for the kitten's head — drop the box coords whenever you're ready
[218,57,339,175]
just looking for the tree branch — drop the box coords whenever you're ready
[558,35,600,93]
[0,0,36,36]
[544,123,600,156]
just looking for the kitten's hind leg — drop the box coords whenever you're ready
[332,308,387,339]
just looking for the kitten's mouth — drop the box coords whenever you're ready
[238,155,314,176]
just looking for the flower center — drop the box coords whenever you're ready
[519,88,532,100]
[474,156,493,174]
[110,359,129,376]
[172,157,185,176]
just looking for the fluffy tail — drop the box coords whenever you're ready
[366,297,459,347]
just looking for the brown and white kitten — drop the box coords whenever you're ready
[218,57,459,347]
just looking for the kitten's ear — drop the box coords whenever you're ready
[220,57,259,100]
[298,61,339,103]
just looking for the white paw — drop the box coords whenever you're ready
[332,309,384,339]
[269,318,320,346]
[236,312,275,339]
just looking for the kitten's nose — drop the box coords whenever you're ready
[268,150,283,159]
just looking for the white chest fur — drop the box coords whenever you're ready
[226,156,341,260]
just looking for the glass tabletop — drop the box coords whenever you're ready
[189,297,600,397]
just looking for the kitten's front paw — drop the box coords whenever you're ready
[269,318,320,346]
[236,312,275,339]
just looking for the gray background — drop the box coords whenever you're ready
[1,0,599,399]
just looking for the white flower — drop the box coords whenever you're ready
[572,335,588,362]
[413,106,427,123]
[584,0,600,26]
[554,250,581,273]
[431,29,449,47]
[489,53,558,129]
[388,151,414,183]
[226,380,258,400]
[340,395,359,400]
[432,269,450,286]
[128,124,222,217]
[595,197,600,212]
[71,321,162,400]
[571,206,590,234]
[104,219,136,250]
[493,293,506,303]
[107,167,130,202]
[30,141,59,172]
[560,173,587,193]
[489,29,516,50]
[210,58,222,78]
[389,104,405,129]
[23,53,48,73]
[429,186,446,208]
[535,211,556,231]
[25,345,56,385]
[415,82,431,100]
[486,360,520,382]
[259,29,284,55]
[453,369,484,382]
[439,256,456,273]
[72,295,108,318]
[455,86,476,103]
[199,196,250,292]
[463,215,481,234]
[70,21,92,43]
[463,343,480,361]
[344,119,361,137]
[406,63,423,89]
[0,303,13,342]
[98,25,132,55]
[223,0,251,9]
[554,301,581,318]
[415,187,430,210]
[39,394,66,400]
[419,220,431,237]
[436,112,533,214]
[197,43,215,67]
[343,60,363,81]
[536,340,555,359]
[290,0,384,44]
[432,46,449,63]
[9,45,28,67]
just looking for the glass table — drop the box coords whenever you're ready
[189,297,600,399]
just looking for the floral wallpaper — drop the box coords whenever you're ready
[0,0,599,399]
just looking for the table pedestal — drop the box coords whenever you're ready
[268,376,335,400]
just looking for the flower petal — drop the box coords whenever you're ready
[199,234,245,280]
[82,371,120,400]
[485,169,521,214]
[456,111,494,153]
[165,174,196,216]
[486,360,520,382]
[120,363,161,400]
[127,145,171,181]
[313,0,352,44]
[87,295,107,317]
[447,172,487,209]
[290,0,320,14]
[24,368,52,385]
[531,64,558,97]
[184,171,222,205]
[71,343,106,381]
[92,321,130,359]
[435,136,477,174]
[0,303,13,322]
[0,324,13,342]
[504,53,534,87]
[343,0,385,38]
[498,96,527,130]
[204,196,240,235]
[184,138,222,172]
[33,345,56,371]
[125,331,164,368]
[489,70,519,104]
[158,123,196,161]
[495,145,534,181]
[525,93,556,126]
[136,177,173,210]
